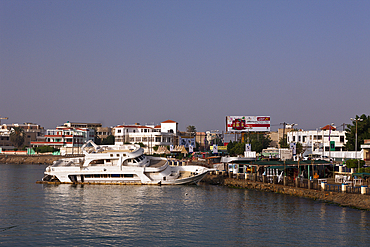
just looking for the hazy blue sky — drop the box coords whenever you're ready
[1,0,369,132]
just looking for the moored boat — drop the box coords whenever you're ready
[40,141,209,185]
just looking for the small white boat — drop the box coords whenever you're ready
[41,141,209,185]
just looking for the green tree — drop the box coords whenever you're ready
[345,159,365,169]
[227,133,271,156]
[91,127,101,144]
[186,125,196,136]
[101,135,115,145]
[279,135,289,148]
[195,141,200,151]
[231,142,245,155]
[135,142,145,147]
[227,141,236,154]
[296,142,304,156]
[95,136,102,145]
[227,141,244,156]
[345,114,370,151]
[34,146,59,153]
[10,127,25,148]
[248,133,272,153]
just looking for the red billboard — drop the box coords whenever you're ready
[226,116,270,132]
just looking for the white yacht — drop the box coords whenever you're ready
[41,141,209,185]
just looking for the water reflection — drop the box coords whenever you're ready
[2,164,370,246]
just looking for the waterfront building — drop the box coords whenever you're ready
[62,122,111,140]
[0,123,45,150]
[195,132,207,151]
[286,125,352,160]
[287,125,346,153]
[268,126,296,148]
[361,139,370,165]
[95,127,112,140]
[113,120,178,154]
[31,126,94,149]
[205,130,222,145]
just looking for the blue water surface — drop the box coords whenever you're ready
[1,164,370,246]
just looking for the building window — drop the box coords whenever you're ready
[117,129,121,133]
[340,136,344,143]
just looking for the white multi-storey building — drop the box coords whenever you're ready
[286,125,347,157]
[113,120,178,154]
[31,126,95,148]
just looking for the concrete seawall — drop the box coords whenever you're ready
[202,174,370,210]
[0,154,62,165]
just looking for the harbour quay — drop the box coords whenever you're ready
[202,171,370,210]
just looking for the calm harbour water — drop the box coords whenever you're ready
[1,164,370,246]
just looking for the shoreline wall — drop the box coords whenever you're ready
[202,174,370,210]
[0,154,62,165]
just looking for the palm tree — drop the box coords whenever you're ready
[10,127,25,148]
[186,125,196,136]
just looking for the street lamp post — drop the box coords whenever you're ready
[350,117,363,172]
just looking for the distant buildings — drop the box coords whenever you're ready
[1,118,369,163]
[31,122,95,148]
[113,120,178,154]
[195,132,206,151]
[287,125,346,154]
[0,123,45,150]
[62,122,112,140]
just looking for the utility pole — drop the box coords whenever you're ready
[280,122,286,147]
[340,123,346,131]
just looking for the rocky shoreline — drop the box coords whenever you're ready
[0,154,62,165]
[201,174,370,210]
